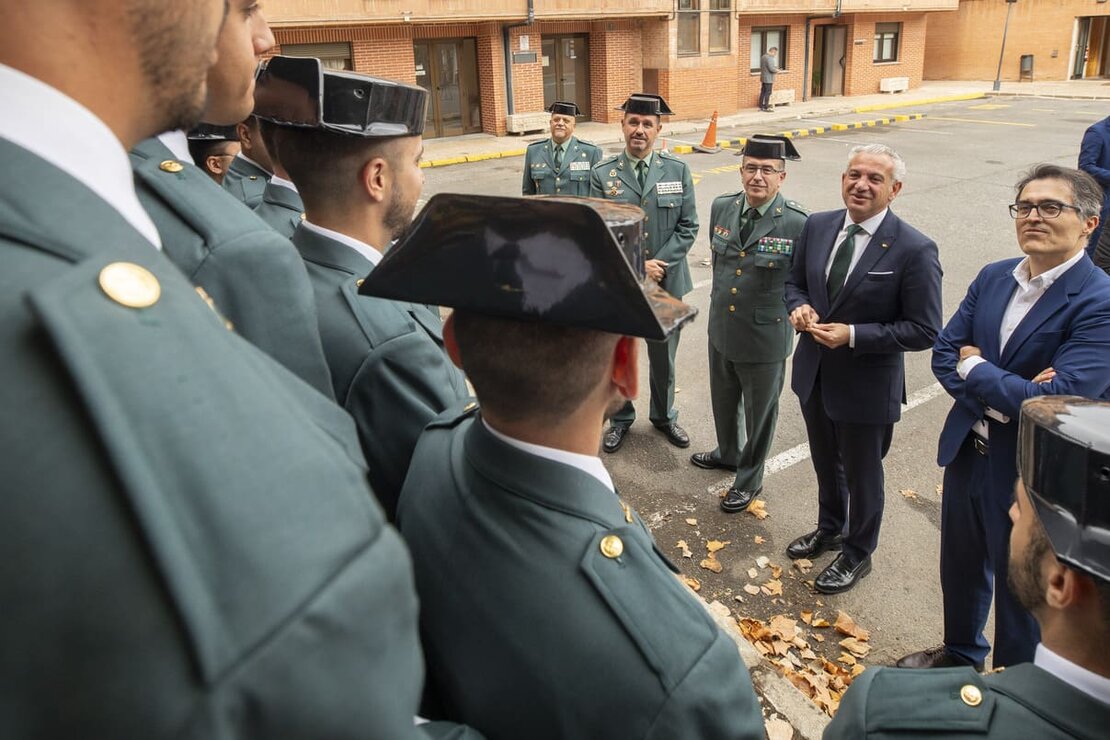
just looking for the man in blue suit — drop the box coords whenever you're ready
[898,164,1110,672]
[1078,114,1110,255]
[783,144,942,594]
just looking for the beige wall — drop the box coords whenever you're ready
[266,0,671,25]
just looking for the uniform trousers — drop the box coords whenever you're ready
[613,329,681,427]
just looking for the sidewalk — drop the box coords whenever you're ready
[421,78,1110,168]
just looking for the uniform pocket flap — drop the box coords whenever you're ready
[753,252,786,269]
[657,195,682,208]
[753,305,787,325]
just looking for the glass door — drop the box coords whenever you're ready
[414,39,482,138]
[542,34,591,119]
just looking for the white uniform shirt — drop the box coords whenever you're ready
[300,221,383,267]
[483,420,616,493]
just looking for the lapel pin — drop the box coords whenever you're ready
[881,242,890,249]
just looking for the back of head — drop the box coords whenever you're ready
[276,126,396,208]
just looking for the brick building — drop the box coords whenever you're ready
[924,0,1110,83]
[265,0,958,138]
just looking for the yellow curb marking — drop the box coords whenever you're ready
[930,116,1035,127]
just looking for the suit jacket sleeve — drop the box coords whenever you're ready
[963,293,1110,418]
[589,167,604,198]
[1096,224,1110,274]
[932,266,984,411]
[784,217,814,312]
[589,146,602,169]
[1079,125,1110,187]
[853,236,943,354]
[654,164,699,267]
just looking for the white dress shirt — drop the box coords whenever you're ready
[268,174,299,194]
[157,130,194,165]
[1035,643,1110,706]
[235,152,271,175]
[300,221,382,267]
[958,250,1085,437]
[0,63,162,248]
[483,419,616,493]
[824,208,889,348]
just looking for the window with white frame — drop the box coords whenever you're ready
[873,23,901,63]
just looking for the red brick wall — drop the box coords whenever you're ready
[843,14,927,95]
[589,20,644,124]
[508,26,545,116]
[737,16,807,109]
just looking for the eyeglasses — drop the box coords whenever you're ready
[1008,201,1082,219]
[742,165,784,177]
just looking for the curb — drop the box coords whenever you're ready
[852,91,986,112]
[420,147,529,169]
[670,113,927,154]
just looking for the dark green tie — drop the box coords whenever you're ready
[636,160,647,189]
[553,144,563,171]
[827,223,864,301]
[739,207,759,244]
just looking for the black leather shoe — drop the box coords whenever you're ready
[603,424,630,453]
[690,451,737,471]
[720,486,762,513]
[654,422,690,448]
[895,646,985,673]
[814,552,872,594]
[785,529,844,560]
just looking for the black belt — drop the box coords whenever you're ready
[970,431,989,456]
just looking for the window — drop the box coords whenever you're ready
[873,23,901,63]
[280,42,353,71]
[709,0,732,54]
[678,0,700,56]
[750,27,786,73]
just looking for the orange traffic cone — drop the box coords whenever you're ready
[695,110,721,153]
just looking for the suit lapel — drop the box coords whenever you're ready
[829,210,895,313]
[641,154,665,198]
[999,258,1092,366]
[811,210,844,313]
[744,193,783,249]
[978,266,1016,363]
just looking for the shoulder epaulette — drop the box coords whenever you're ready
[784,199,810,215]
[593,154,620,169]
[426,399,479,430]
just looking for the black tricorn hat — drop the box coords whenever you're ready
[358,194,696,341]
[253,56,427,137]
[187,124,239,142]
[1019,396,1110,584]
[617,93,674,116]
[547,101,581,117]
[741,134,801,161]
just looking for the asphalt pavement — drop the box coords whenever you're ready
[420,92,1110,738]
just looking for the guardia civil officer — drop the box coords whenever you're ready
[223,114,273,207]
[255,57,469,518]
[186,123,240,185]
[693,135,808,513]
[253,113,306,239]
[0,0,472,736]
[362,193,761,739]
[590,93,698,453]
[522,101,601,196]
[129,2,333,396]
[826,396,1110,739]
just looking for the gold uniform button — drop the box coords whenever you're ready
[158,160,184,173]
[600,535,624,559]
[769,261,776,267]
[739,251,746,257]
[735,269,742,276]
[300,213,307,221]
[729,305,736,313]
[730,287,737,295]
[356,278,365,288]
[960,685,983,707]
[463,401,479,413]
[99,262,161,308]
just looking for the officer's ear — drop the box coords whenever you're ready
[359,156,389,205]
[442,311,464,370]
[611,335,639,401]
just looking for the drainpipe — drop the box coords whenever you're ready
[503,0,535,117]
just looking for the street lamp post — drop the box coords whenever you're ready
[993,0,1019,92]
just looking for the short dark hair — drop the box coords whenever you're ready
[186,139,235,168]
[273,126,403,207]
[451,311,618,424]
[1015,164,1104,220]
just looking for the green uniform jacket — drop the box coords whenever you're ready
[708,190,808,362]
[223,155,270,208]
[130,138,334,398]
[254,180,305,240]
[825,664,1110,739]
[521,136,602,196]
[293,225,470,519]
[398,405,764,740]
[590,150,698,297]
[0,138,431,739]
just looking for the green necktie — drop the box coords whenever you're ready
[553,145,563,171]
[827,223,864,301]
[739,207,759,244]
[636,160,647,189]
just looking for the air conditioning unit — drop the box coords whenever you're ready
[879,76,910,93]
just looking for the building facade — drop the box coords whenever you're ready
[924,0,1110,83]
[266,0,958,138]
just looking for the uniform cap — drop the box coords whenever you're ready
[742,134,800,161]
[616,94,674,116]
[253,56,427,137]
[1019,396,1110,584]
[358,194,696,341]
[547,101,581,117]
[187,124,239,142]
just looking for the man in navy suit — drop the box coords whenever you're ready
[783,144,942,594]
[1078,115,1110,255]
[898,164,1110,671]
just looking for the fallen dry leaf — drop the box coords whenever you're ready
[834,611,871,642]
[936,484,944,497]
[811,617,831,628]
[761,579,784,596]
[852,663,866,677]
[747,567,759,579]
[685,518,698,526]
[768,615,798,641]
[839,637,871,658]
[812,633,826,643]
[754,535,766,545]
[900,488,918,500]
[675,539,693,558]
[793,558,814,574]
[756,556,771,569]
[800,648,818,661]
[765,718,793,740]
[707,539,729,554]
[700,556,724,573]
[838,652,857,666]
[746,499,769,520]
[770,564,783,579]
[800,610,814,625]
[682,575,701,592]
[743,583,761,595]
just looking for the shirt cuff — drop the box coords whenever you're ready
[848,325,855,349]
[957,355,987,380]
